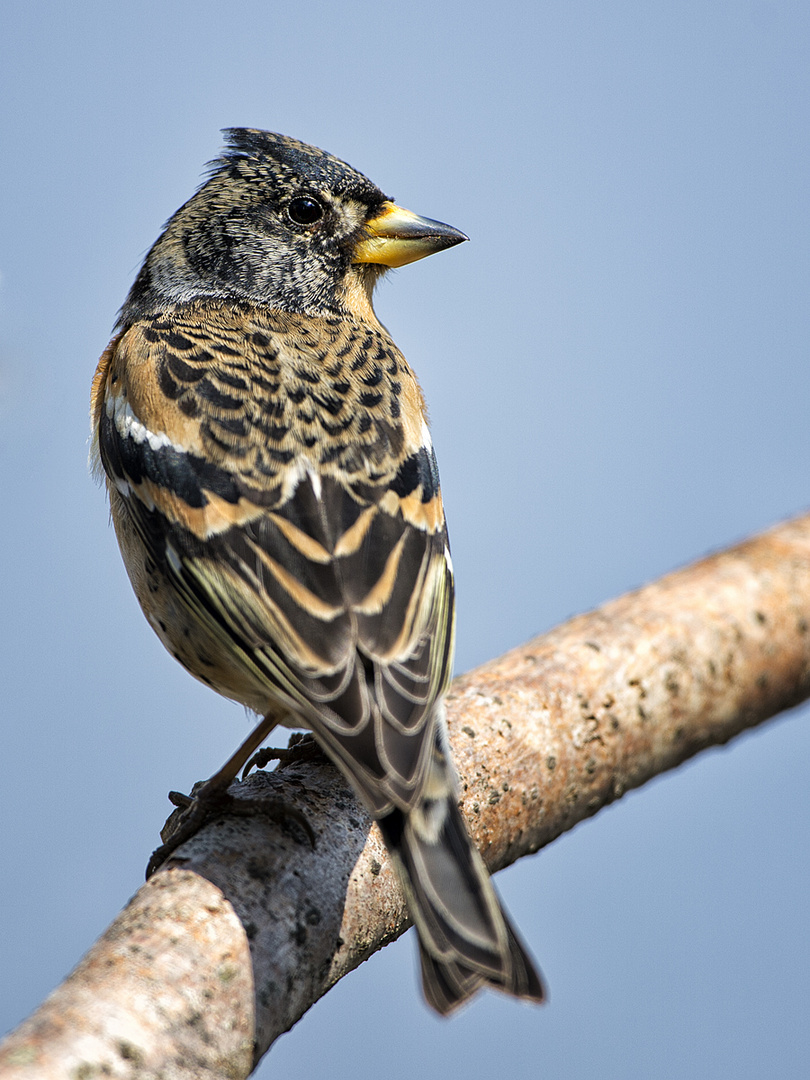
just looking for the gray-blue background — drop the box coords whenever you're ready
[2,2,808,1076]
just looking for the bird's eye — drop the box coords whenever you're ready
[288,196,324,226]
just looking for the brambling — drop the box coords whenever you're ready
[91,129,544,1014]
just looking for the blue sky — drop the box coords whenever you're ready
[1,2,809,1077]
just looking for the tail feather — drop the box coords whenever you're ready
[419,951,485,1016]
[379,788,546,1015]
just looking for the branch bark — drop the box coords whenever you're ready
[4,513,810,1079]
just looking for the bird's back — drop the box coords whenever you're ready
[93,301,455,815]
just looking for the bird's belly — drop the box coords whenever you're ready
[109,489,289,719]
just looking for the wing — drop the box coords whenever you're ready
[93,304,455,815]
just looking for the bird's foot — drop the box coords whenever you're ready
[241,731,326,777]
[146,774,315,879]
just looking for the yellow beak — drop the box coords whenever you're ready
[353,201,468,268]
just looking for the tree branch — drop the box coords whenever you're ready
[3,513,810,1079]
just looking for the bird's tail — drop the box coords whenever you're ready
[377,754,545,1015]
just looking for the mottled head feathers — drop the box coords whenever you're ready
[211,129,386,205]
[118,129,391,326]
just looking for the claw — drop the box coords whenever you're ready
[146,782,316,879]
[241,746,284,779]
[241,732,326,778]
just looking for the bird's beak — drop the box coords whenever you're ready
[353,202,468,268]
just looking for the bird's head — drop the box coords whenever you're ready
[118,129,467,326]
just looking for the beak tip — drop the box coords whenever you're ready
[441,230,469,253]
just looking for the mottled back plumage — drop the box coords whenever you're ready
[92,128,544,1013]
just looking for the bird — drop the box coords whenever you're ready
[91,128,545,1014]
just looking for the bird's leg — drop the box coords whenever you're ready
[187,714,280,796]
[147,714,314,877]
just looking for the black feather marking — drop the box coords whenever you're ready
[266,447,294,464]
[213,415,248,437]
[100,408,241,506]
[319,415,354,436]
[195,378,242,411]
[390,447,440,502]
[312,392,344,416]
[424,445,441,503]
[209,340,243,357]
[361,366,383,388]
[254,420,289,441]
[215,367,250,390]
[165,331,195,351]
[256,391,283,414]
[165,352,206,383]
[200,422,248,456]
[157,362,182,400]
[319,442,349,465]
